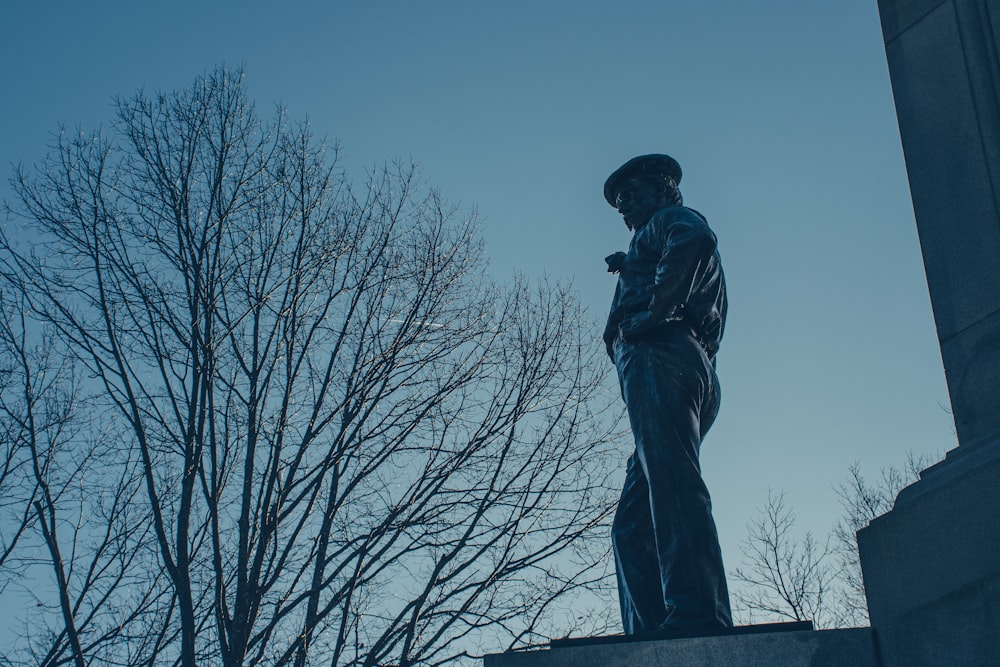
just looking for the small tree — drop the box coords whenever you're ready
[828,454,931,626]
[730,490,834,627]
[0,66,622,667]
[731,454,934,629]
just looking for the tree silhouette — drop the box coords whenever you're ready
[730,454,934,629]
[0,66,622,667]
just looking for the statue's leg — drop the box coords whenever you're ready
[615,335,732,632]
[613,452,668,633]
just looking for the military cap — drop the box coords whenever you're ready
[603,154,682,207]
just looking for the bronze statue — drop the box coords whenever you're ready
[603,154,732,635]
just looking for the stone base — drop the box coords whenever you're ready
[483,627,876,667]
[857,442,1000,666]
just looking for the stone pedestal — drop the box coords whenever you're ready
[483,628,876,667]
[858,0,1000,664]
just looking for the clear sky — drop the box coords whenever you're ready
[1,0,953,627]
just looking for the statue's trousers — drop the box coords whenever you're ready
[612,329,732,634]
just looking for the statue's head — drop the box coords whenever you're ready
[604,154,683,230]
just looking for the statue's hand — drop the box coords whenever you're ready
[649,295,683,322]
[605,252,626,274]
[619,301,683,343]
[618,311,657,342]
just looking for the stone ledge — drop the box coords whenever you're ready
[483,627,876,667]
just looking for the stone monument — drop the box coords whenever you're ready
[857,0,1000,665]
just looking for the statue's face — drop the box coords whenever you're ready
[615,176,665,230]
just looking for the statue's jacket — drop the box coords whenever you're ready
[603,205,727,360]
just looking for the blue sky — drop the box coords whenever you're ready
[2,0,952,625]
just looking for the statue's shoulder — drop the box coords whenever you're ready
[648,206,713,234]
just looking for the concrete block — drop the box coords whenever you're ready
[874,574,1000,666]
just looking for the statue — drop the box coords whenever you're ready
[602,154,733,636]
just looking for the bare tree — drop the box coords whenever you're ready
[731,454,935,629]
[730,489,835,628]
[0,66,622,666]
[828,453,931,626]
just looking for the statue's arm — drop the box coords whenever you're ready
[650,215,717,312]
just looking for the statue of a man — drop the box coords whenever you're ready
[602,154,733,636]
